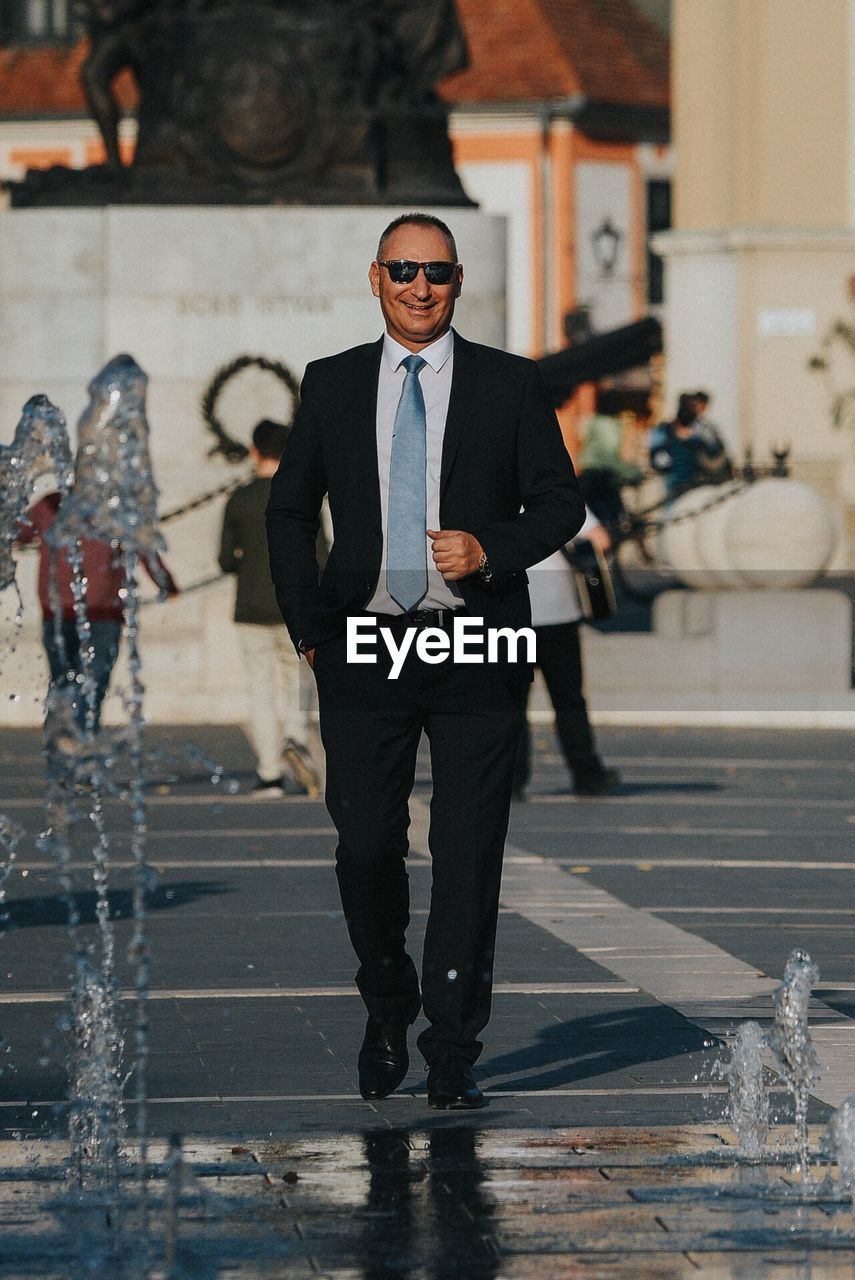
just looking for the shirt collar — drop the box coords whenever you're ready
[382,328,454,375]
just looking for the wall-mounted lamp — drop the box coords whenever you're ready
[592,217,622,276]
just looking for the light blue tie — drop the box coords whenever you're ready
[387,354,428,612]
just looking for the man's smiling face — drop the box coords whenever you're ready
[369,223,462,352]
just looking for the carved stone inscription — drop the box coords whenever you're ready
[175,294,334,317]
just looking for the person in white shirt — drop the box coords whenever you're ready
[513,510,620,798]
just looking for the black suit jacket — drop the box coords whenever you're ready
[266,331,585,653]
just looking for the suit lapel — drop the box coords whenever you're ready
[351,338,384,525]
[440,331,478,501]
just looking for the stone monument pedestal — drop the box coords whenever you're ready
[0,206,507,725]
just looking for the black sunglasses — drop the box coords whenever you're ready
[376,259,459,285]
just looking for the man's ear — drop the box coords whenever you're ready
[455,265,464,298]
[368,261,381,297]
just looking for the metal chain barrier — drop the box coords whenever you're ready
[612,479,749,542]
[158,474,249,525]
[146,461,784,604]
[130,473,243,605]
[137,473,253,604]
[608,461,789,545]
[139,572,226,607]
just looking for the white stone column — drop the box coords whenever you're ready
[650,229,740,451]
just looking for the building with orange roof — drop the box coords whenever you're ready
[441,0,670,369]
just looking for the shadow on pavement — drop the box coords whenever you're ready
[0,880,230,930]
[141,770,246,788]
[528,780,725,798]
[616,780,725,794]
[815,991,855,1020]
[478,1005,715,1092]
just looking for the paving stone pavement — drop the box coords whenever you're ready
[0,723,853,1276]
[3,1128,855,1277]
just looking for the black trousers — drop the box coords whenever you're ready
[513,620,600,790]
[313,620,523,1065]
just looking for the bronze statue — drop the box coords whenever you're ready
[377,0,468,94]
[75,0,152,169]
[11,0,473,206]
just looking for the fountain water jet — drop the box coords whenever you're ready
[767,949,821,1176]
[0,814,23,942]
[721,949,825,1178]
[0,357,173,1271]
[0,394,72,592]
[46,355,168,1256]
[827,1096,855,1217]
[726,1020,769,1158]
[68,950,125,1202]
[0,360,296,1273]
[0,395,72,673]
[50,356,166,568]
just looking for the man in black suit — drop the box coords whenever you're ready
[267,213,583,1108]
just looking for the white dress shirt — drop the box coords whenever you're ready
[367,328,463,614]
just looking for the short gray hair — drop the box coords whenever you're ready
[376,212,458,261]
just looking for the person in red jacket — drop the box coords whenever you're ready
[17,491,178,732]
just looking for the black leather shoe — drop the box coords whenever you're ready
[574,765,621,797]
[358,1018,409,1100]
[426,1057,486,1110]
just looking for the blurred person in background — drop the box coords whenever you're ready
[513,510,620,800]
[689,389,720,442]
[690,390,732,482]
[649,393,730,498]
[16,489,178,732]
[577,387,644,526]
[219,419,320,798]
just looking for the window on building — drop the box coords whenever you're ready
[646,178,671,308]
[0,0,82,43]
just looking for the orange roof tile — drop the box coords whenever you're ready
[441,0,584,105]
[541,0,669,106]
[441,0,669,109]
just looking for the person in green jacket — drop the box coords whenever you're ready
[578,388,644,526]
[219,419,319,797]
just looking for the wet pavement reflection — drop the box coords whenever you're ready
[357,1127,498,1280]
[256,1124,855,1278]
[5,1125,855,1277]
